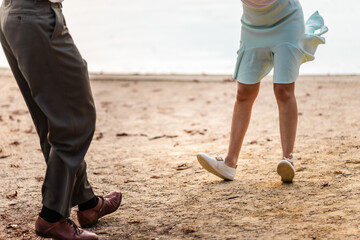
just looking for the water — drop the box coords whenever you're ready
[0,0,359,74]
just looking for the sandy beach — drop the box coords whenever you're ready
[0,68,359,239]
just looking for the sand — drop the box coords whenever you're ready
[0,68,359,239]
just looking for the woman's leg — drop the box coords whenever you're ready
[225,82,260,168]
[273,83,298,159]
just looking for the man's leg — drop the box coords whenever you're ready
[1,2,121,236]
[0,1,96,218]
[0,33,51,162]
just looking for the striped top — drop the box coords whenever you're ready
[242,0,277,8]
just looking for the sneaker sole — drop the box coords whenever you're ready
[277,161,295,183]
[197,154,232,181]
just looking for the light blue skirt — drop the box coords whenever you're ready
[233,0,328,84]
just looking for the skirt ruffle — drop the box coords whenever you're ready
[299,11,328,62]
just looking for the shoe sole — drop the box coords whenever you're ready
[81,192,123,228]
[35,231,54,239]
[197,154,232,181]
[277,161,295,183]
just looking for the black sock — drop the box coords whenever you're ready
[39,206,62,223]
[78,196,98,211]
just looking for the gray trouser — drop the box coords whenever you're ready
[0,0,96,217]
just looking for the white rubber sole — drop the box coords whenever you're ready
[277,160,295,183]
[197,154,232,180]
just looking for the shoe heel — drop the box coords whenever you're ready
[277,161,295,183]
[81,219,99,228]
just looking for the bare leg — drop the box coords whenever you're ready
[225,82,260,168]
[274,83,298,159]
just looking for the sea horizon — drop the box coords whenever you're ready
[0,0,359,75]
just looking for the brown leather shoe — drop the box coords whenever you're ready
[35,216,98,240]
[77,191,122,228]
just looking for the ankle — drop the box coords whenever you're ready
[283,153,294,159]
[78,196,98,212]
[39,206,62,223]
[224,156,237,168]
[283,153,295,166]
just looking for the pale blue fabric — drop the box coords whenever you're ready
[233,0,327,84]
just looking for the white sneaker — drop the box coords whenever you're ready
[197,153,236,181]
[277,154,296,183]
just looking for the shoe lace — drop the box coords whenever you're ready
[65,218,82,235]
[215,153,224,161]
